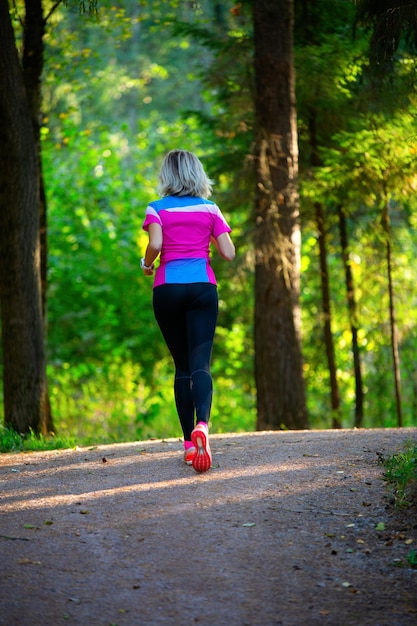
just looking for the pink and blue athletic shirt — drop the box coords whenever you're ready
[142,195,232,287]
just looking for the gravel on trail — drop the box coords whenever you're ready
[1,427,417,626]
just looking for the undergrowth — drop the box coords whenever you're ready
[383,439,417,508]
[0,426,77,453]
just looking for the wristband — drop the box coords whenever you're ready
[140,257,154,271]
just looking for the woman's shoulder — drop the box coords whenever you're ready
[150,196,217,210]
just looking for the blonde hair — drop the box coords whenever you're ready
[157,150,213,198]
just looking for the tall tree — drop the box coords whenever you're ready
[381,198,402,427]
[315,201,342,429]
[304,85,343,429]
[0,0,48,433]
[22,0,48,319]
[355,0,417,67]
[337,206,364,428]
[253,0,308,430]
[22,0,56,432]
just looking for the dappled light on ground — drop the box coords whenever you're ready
[1,429,417,625]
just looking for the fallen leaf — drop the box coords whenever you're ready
[1,535,30,541]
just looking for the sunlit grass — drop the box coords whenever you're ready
[383,439,417,508]
[0,425,77,453]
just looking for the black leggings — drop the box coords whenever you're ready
[153,283,218,442]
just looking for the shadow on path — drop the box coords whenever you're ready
[1,428,416,626]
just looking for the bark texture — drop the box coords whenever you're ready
[22,0,54,432]
[0,0,47,433]
[253,0,307,430]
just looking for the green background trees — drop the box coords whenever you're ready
[1,0,416,443]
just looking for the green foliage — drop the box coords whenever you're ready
[408,549,417,568]
[383,440,417,507]
[2,0,417,442]
[295,3,417,429]
[47,357,180,443]
[30,0,257,444]
[0,426,24,453]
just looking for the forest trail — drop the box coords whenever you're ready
[1,428,417,626]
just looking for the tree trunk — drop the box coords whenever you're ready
[23,0,46,314]
[315,202,342,429]
[308,109,341,428]
[0,0,48,434]
[381,202,402,427]
[253,0,308,430]
[338,206,364,428]
[22,0,54,432]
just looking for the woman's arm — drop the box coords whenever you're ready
[142,222,163,275]
[211,232,235,262]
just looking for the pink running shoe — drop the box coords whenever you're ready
[183,446,196,466]
[191,423,212,473]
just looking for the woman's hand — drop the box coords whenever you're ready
[140,257,155,275]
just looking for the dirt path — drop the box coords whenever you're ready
[1,428,417,626]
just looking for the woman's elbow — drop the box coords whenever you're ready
[149,231,163,254]
[150,240,163,254]
[223,245,236,262]
[148,224,163,254]
[217,233,235,261]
